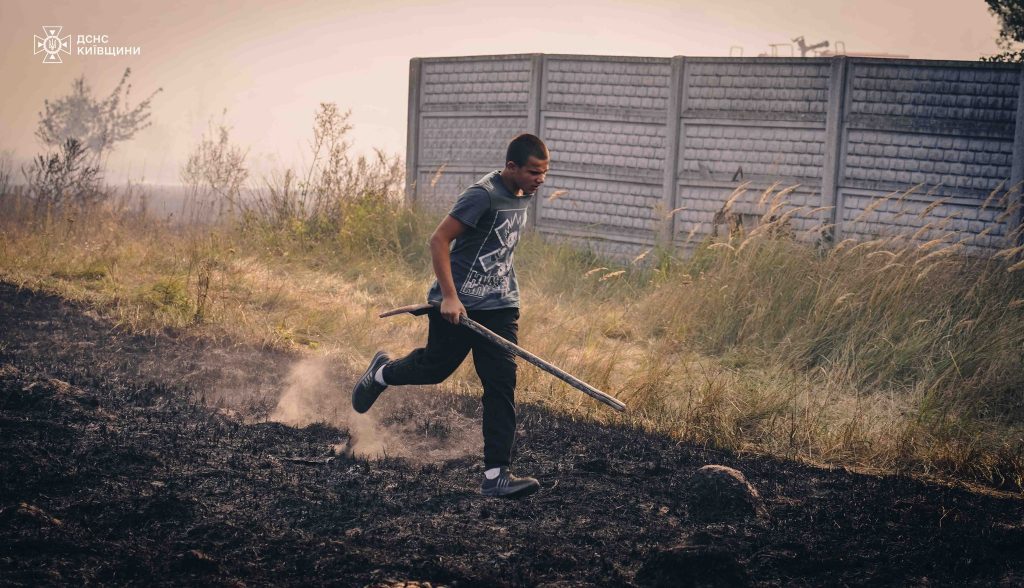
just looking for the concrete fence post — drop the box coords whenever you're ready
[526,53,545,232]
[822,56,848,243]
[1011,66,1024,244]
[660,56,686,248]
[405,58,423,205]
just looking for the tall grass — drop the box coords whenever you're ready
[2,110,1023,491]
[622,184,1024,489]
[639,186,1024,402]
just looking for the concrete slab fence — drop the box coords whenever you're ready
[405,54,1024,259]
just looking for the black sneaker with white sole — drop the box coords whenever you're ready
[479,467,540,498]
[351,351,391,413]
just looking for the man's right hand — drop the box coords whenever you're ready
[430,215,469,326]
[440,297,467,325]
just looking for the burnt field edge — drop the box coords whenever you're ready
[2,281,1024,586]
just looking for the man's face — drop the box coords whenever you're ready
[507,155,549,195]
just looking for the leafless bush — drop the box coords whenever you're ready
[21,138,103,217]
[0,151,13,208]
[180,110,250,221]
[247,103,406,246]
[36,68,161,168]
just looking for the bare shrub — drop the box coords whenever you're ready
[180,110,250,221]
[35,68,161,168]
[0,151,14,214]
[245,103,409,256]
[21,138,103,217]
[0,151,12,196]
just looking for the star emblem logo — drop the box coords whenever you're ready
[34,26,71,64]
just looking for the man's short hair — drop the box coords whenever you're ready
[506,133,549,167]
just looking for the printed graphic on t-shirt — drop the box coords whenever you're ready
[460,208,527,299]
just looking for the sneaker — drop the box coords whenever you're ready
[351,351,391,413]
[479,467,540,498]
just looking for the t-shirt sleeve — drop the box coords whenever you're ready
[447,186,489,229]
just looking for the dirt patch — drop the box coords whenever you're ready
[1,281,1023,586]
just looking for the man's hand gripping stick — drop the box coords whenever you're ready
[379,303,626,413]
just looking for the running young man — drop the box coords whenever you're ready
[352,133,549,498]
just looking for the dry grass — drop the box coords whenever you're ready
[2,177,1023,492]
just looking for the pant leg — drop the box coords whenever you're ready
[468,307,520,468]
[382,308,472,386]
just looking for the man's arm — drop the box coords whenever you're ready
[430,214,468,324]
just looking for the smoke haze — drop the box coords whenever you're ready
[0,0,1007,185]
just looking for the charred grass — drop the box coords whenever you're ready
[2,282,1023,586]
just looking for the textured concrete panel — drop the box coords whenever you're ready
[681,125,826,181]
[537,175,661,235]
[419,116,530,167]
[544,116,666,179]
[545,57,672,112]
[848,63,1019,124]
[414,169,493,213]
[537,230,652,262]
[844,129,1015,195]
[421,59,532,111]
[686,61,830,117]
[672,184,827,244]
[839,190,1014,253]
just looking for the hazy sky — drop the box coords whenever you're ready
[0,0,1009,184]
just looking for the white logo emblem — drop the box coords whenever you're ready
[34,26,71,64]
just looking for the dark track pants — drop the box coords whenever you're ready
[381,306,519,468]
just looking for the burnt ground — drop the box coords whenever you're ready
[1,281,1023,587]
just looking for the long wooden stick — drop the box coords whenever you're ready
[378,303,626,412]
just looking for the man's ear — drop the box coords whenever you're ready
[504,160,517,172]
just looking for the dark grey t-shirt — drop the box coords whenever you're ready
[427,170,532,310]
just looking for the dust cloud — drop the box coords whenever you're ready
[268,356,480,462]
